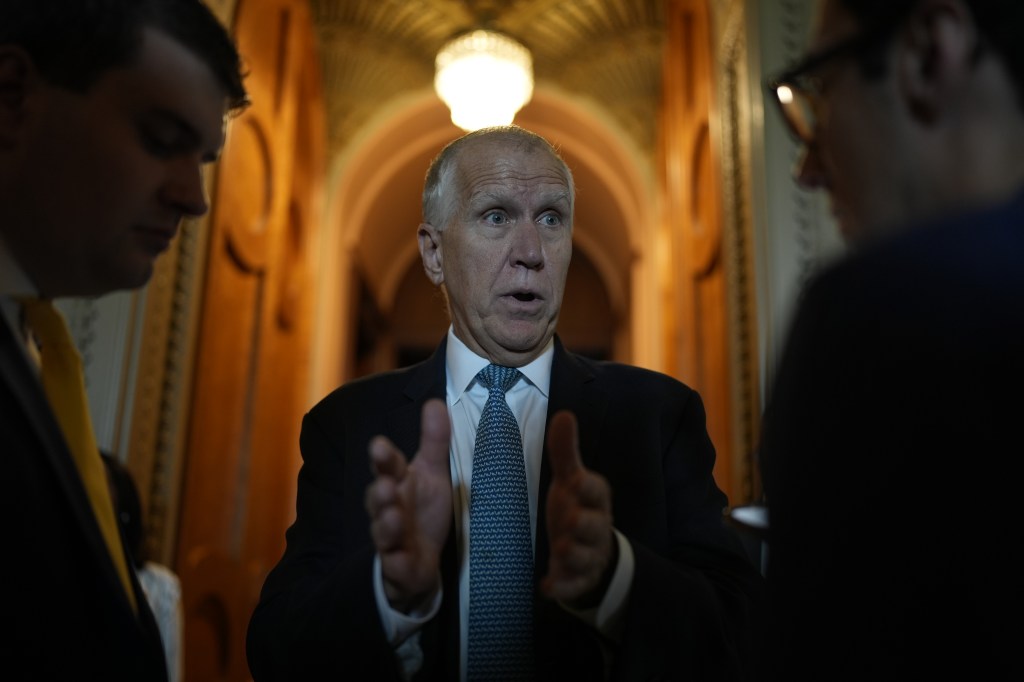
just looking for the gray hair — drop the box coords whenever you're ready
[421,126,575,228]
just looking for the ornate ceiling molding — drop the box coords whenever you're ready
[310,0,665,154]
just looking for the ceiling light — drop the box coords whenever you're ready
[434,30,534,132]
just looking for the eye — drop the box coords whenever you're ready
[484,211,509,225]
[138,113,200,159]
[142,132,175,156]
[141,126,185,158]
[539,212,562,227]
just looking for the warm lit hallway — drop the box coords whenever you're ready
[66,1,843,679]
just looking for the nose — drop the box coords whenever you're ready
[794,142,827,190]
[163,159,210,217]
[510,223,543,270]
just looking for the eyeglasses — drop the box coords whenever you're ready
[766,28,890,144]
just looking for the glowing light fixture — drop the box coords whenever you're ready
[434,30,533,131]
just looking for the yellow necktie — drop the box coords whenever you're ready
[21,298,137,614]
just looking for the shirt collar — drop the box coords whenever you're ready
[445,326,554,404]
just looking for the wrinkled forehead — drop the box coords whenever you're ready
[454,137,573,198]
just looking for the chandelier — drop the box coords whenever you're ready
[434,30,534,131]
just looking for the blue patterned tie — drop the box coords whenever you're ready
[467,364,534,680]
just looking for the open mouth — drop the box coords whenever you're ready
[512,292,537,302]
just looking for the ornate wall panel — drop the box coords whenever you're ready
[172,1,327,680]
[661,0,739,501]
[711,0,762,502]
[746,0,844,393]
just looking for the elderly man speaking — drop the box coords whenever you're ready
[248,126,763,682]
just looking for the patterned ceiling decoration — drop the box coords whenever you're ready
[311,0,665,155]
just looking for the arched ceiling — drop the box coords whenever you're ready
[310,0,665,156]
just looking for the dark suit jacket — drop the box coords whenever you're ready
[0,313,168,681]
[760,192,1024,680]
[248,338,764,681]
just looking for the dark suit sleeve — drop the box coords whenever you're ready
[564,361,764,682]
[246,406,403,681]
[758,234,1024,680]
[758,270,867,680]
[615,387,765,682]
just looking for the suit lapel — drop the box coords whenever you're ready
[0,314,141,624]
[381,339,461,676]
[535,338,608,581]
[532,339,610,674]
[385,337,448,459]
[546,339,608,466]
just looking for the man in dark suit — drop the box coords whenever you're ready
[0,1,247,679]
[761,0,1024,678]
[248,126,764,680]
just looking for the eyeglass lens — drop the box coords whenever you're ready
[775,83,816,144]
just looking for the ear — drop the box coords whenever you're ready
[0,47,36,148]
[418,222,445,286]
[897,0,977,125]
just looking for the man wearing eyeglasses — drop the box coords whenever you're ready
[760,0,1024,680]
[768,0,1024,246]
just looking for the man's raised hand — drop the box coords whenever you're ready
[542,409,616,608]
[365,399,452,612]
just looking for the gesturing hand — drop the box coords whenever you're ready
[365,399,452,613]
[542,410,616,608]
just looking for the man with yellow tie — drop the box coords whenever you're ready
[0,1,247,679]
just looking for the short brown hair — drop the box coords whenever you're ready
[0,0,248,113]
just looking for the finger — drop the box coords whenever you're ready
[370,436,407,479]
[546,410,582,482]
[574,472,612,511]
[364,477,398,517]
[544,538,612,604]
[545,474,610,536]
[414,399,451,475]
[542,571,596,603]
[561,509,612,547]
[549,538,606,576]
[547,509,611,566]
[370,506,406,551]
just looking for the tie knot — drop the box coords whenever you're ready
[476,364,521,393]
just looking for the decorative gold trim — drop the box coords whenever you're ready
[125,0,239,569]
[713,0,761,503]
[127,213,212,565]
[126,237,176,562]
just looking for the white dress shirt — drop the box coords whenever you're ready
[374,327,634,680]
[138,561,185,682]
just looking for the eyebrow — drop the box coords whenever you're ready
[544,190,572,207]
[470,189,572,208]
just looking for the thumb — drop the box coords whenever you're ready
[415,398,451,474]
[546,409,582,481]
